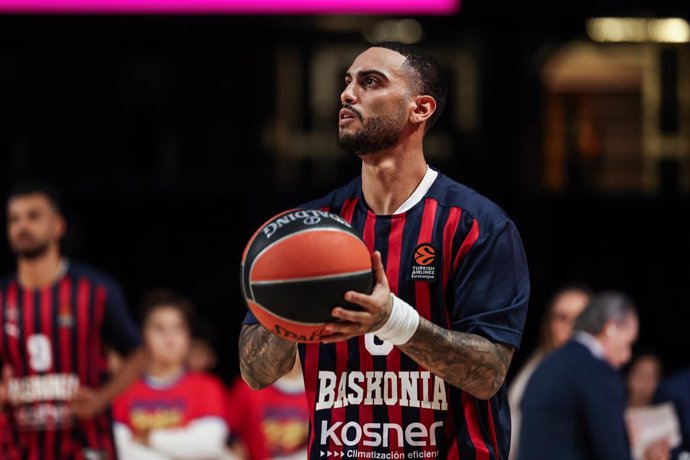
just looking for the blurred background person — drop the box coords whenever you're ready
[518,291,669,460]
[625,352,680,460]
[508,285,591,459]
[228,356,307,460]
[187,321,219,374]
[628,352,663,408]
[113,290,229,460]
[0,183,145,459]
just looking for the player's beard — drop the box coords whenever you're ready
[11,234,51,260]
[337,105,407,156]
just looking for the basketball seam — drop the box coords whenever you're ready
[248,227,367,300]
[248,299,328,326]
[250,269,372,285]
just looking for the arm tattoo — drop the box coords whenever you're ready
[239,324,297,390]
[398,317,514,399]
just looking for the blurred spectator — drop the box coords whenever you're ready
[188,338,218,373]
[0,183,145,459]
[655,367,690,458]
[227,356,308,460]
[519,291,669,460]
[508,285,591,459]
[625,353,680,460]
[628,353,663,408]
[113,290,230,460]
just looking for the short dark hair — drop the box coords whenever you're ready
[374,41,447,132]
[140,289,196,330]
[575,291,637,335]
[7,182,64,214]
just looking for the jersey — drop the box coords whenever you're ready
[244,170,530,460]
[0,261,141,460]
[113,371,227,433]
[229,378,309,459]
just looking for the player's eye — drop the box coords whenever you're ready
[364,77,377,87]
[344,79,352,87]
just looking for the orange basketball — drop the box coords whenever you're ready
[240,209,373,343]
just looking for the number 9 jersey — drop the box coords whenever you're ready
[0,261,141,460]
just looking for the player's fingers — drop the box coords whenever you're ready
[344,291,377,311]
[331,307,371,323]
[324,320,364,335]
[372,251,389,289]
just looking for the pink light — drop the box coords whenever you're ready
[0,0,459,14]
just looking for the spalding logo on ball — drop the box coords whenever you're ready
[241,209,374,343]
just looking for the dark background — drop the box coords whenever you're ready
[1,0,689,383]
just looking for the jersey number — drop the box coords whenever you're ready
[27,334,53,372]
[364,333,393,356]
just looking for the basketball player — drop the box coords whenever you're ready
[0,184,145,459]
[240,42,530,459]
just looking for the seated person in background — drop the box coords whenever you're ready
[113,290,229,460]
[228,357,308,460]
[508,285,591,459]
[519,291,669,460]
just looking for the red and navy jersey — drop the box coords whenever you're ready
[113,371,227,432]
[0,261,141,460]
[244,170,530,460]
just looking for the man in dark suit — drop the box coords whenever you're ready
[518,291,639,460]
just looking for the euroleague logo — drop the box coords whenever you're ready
[410,243,438,282]
[414,244,436,266]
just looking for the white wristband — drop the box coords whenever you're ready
[374,294,420,345]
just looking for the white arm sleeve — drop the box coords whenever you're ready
[114,423,171,460]
[148,417,229,460]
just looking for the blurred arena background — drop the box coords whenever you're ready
[1,0,689,386]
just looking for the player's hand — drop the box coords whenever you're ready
[323,251,393,343]
[69,386,108,420]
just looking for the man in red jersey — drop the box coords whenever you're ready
[240,42,530,459]
[0,183,145,459]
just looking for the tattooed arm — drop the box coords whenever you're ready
[239,323,297,390]
[398,319,514,399]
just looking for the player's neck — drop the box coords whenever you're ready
[16,248,65,290]
[360,143,427,215]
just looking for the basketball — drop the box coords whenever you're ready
[241,209,374,343]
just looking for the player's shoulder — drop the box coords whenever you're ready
[429,171,513,230]
[299,176,361,211]
[67,260,123,288]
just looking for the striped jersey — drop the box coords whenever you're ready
[245,169,530,460]
[0,261,141,460]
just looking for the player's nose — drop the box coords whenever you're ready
[340,82,357,105]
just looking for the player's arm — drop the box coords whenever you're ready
[398,320,513,399]
[239,323,297,390]
[323,251,513,399]
[71,348,146,419]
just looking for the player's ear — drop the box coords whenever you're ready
[55,214,66,240]
[409,95,436,127]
